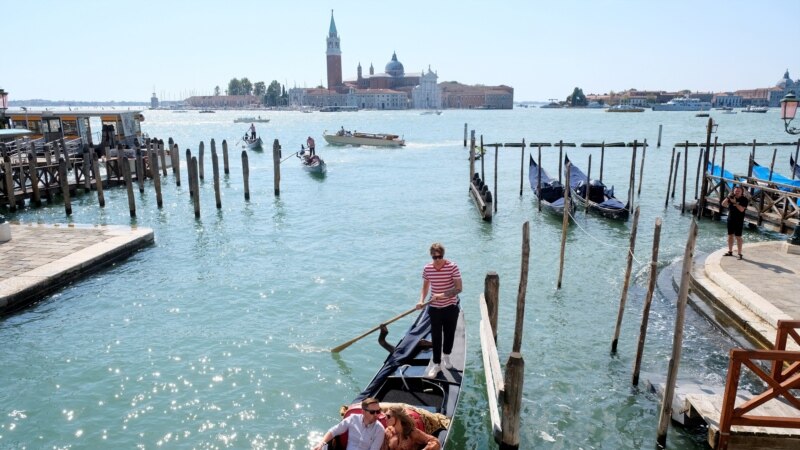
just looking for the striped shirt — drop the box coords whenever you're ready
[422,260,462,308]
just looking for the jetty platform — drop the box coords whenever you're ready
[653,240,800,449]
[0,223,153,315]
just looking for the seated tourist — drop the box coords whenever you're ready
[382,405,440,450]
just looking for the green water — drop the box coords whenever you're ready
[0,108,795,449]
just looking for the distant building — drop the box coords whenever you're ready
[712,93,743,108]
[439,82,514,109]
[150,92,159,109]
[769,69,800,107]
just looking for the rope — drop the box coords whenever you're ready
[566,208,644,265]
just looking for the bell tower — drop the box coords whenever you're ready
[326,10,342,91]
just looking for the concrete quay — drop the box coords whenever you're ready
[689,240,800,351]
[0,223,153,315]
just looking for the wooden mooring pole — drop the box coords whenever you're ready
[656,219,698,448]
[191,156,200,218]
[637,139,647,197]
[150,145,163,208]
[484,272,499,342]
[3,154,15,211]
[92,151,104,207]
[272,139,281,196]
[671,151,681,199]
[657,124,662,148]
[557,163,571,289]
[212,147,221,209]
[681,144,688,213]
[222,139,230,175]
[198,141,205,180]
[611,206,640,354]
[696,118,714,219]
[186,149,193,198]
[136,146,145,193]
[242,151,250,201]
[28,150,41,207]
[632,217,662,386]
[665,148,675,208]
[173,144,181,186]
[464,123,467,147]
[122,157,135,218]
[58,158,71,216]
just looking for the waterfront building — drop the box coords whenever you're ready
[411,66,441,109]
[768,69,800,107]
[439,82,514,109]
[711,93,743,108]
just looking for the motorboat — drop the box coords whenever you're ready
[742,105,768,113]
[323,129,405,147]
[420,110,443,115]
[606,104,645,112]
[234,116,270,123]
[652,97,712,111]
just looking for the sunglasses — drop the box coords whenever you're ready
[431,254,443,260]
[365,409,381,415]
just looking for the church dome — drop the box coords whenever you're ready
[385,52,404,77]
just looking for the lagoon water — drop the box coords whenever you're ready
[0,108,796,449]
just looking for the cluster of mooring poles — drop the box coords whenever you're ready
[1,137,296,219]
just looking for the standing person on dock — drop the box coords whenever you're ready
[307,136,316,156]
[722,185,748,260]
[249,123,256,140]
[312,397,385,450]
[417,242,462,378]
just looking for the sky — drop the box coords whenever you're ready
[1,0,798,103]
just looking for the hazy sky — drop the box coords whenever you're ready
[2,0,798,102]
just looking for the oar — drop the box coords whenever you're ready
[330,301,429,353]
[280,151,299,164]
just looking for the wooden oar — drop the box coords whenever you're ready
[330,301,429,353]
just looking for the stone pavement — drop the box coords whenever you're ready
[0,223,153,314]
[690,240,800,350]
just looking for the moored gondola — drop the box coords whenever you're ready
[565,155,630,220]
[791,156,800,180]
[328,307,465,449]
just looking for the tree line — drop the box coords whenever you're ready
[216,78,289,106]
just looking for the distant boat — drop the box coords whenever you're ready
[607,104,645,113]
[323,129,405,147]
[319,105,358,112]
[652,97,712,111]
[420,110,442,115]
[234,116,270,123]
[199,110,215,113]
[586,101,606,109]
[540,100,562,109]
[171,110,188,113]
[696,113,710,117]
[742,105,768,113]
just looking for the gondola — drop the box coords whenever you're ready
[565,155,630,220]
[298,150,326,174]
[243,136,263,151]
[528,155,571,216]
[329,307,465,449]
[791,156,800,180]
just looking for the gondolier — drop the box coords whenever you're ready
[307,136,316,156]
[417,243,462,378]
[249,123,256,140]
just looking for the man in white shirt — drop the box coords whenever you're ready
[313,397,385,450]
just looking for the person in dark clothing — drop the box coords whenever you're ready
[722,185,749,260]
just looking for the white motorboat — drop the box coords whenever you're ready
[234,116,270,123]
[606,104,645,112]
[323,130,405,147]
[652,97,712,111]
[742,105,768,113]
